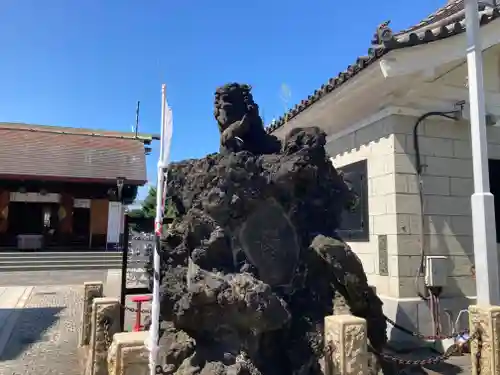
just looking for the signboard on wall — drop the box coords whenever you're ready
[10,192,60,203]
[74,198,90,209]
[336,159,369,241]
[107,201,123,249]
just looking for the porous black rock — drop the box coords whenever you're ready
[150,83,390,375]
[214,83,281,155]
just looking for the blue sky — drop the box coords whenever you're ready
[0,0,445,200]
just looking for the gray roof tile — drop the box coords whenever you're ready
[266,1,500,134]
[0,123,148,184]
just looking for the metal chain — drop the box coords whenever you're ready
[370,331,478,366]
[129,330,483,372]
[372,346,455,366]
[121,304,151,314]
[384,315,470,340]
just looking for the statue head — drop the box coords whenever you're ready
[214,83,263,133]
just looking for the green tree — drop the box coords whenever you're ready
[141,186,158,218]
[127,186,177,232]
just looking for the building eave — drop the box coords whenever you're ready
[380,10,500,78]
[0,122,159,143]
[266,6,500,135]
[270,62,387,139]
[0,174,147,186]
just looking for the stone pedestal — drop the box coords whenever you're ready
[469,305,500,375]
[108,331,149,375]
[87,297,121,375]
[80,281,104,347]
[324,315,368,375]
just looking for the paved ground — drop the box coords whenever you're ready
[0,268,151,375]
[0,270,109,287]
[0,269,474,375]
[0,285,82,375]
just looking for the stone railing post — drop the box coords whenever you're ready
[108,331,149,375]
[469,305,500,375]
[86,297,121,375]
[80,281,104,347]
[324,315,368,375]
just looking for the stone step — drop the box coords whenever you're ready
[0,251,122,258]
[0,251,124,271]
[0,258,122,265]
[0,254,123,261]
[0,263,122,271]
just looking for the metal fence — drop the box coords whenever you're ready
[119,215,154,330]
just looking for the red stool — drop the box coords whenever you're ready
[131,295,152,331]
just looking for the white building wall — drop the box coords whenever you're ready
[327,113,500,341]
[326,117,399,298]
[391,115,477,301]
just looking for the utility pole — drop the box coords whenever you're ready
[135,101,140,137]
[465,0,500,305]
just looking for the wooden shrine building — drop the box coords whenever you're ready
[0,122,157,250]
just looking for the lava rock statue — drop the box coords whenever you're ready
[151,83,389,375]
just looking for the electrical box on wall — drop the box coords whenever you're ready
[425,256,448,287]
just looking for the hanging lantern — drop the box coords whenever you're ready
[58,206,66,221]
[0,206,8,219]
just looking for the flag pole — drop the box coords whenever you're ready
[147,83,171,375]
[465,0,500,305]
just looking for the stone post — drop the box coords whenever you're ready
[324,315,368,375]
[108,331,149,375]
[87,297,121,375]
[469,305,500,375]
[80,281,104,347]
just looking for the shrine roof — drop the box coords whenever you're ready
[0,122,153,185]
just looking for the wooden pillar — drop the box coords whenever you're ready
[90,199,109,249]
[59,193,73,245]
[59,193,73,233]
[0,190,9,233]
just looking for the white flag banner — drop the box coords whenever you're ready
[162,106,173,165]
[159,106,173,223]
[147,84,173,375]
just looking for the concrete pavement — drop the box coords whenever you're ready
[0,285,83,374]
[0,269,108,286]
[0,286,34,357]
[0,274,474,374]
[0,267,153,374]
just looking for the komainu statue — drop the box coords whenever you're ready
[151,83,390,374]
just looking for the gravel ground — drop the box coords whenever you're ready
[0,270,108,287]
[0,285,82,375]
[0,282,473,375]
[380,345,473,374]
